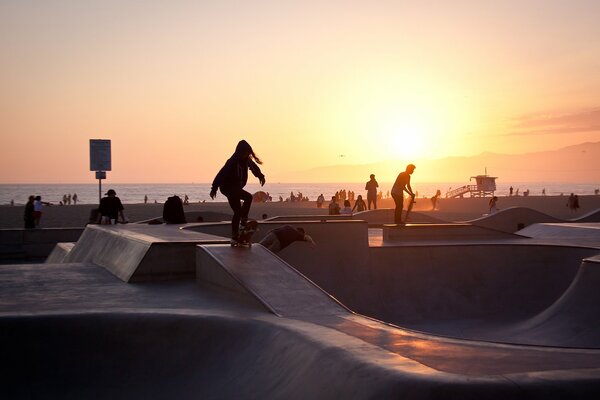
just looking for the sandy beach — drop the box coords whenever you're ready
[1,194,599,229]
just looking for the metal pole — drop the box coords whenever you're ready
[98,177,102,204]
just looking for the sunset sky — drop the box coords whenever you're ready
[1,1,599,183]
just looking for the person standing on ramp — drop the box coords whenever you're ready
[210,140,266,245]
[391,164,416,224]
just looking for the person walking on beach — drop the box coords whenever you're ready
[365,174,379,210]
[352,194,367,213]
[72,193,78,205]
[260,225,315,253]
[24,195,35,229]
[210,140,266,244]
[98,189,128,224]
[391,164,416,224]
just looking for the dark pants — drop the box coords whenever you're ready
[367,196,377,210]
[221,186,253,238]
[392,193,404,224]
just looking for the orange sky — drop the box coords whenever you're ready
[1,1,599,183]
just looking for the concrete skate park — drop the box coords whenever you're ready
[2,208,600,398]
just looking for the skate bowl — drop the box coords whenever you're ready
[277,241,600,348]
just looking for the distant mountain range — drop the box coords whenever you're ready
[278,142,600,183]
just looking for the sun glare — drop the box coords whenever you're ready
[375,107,437,161]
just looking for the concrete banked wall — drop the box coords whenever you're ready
[58,224,229,282]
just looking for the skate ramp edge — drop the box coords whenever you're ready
[383,223,517,241]
[60,224,229,282]
[469,207,562,233]
[196,244,349,318]
[503,254,600,347]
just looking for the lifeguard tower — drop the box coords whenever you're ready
[446,173,497,198]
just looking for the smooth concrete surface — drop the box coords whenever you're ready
[3,218,600,397]
[61,224,229,282]
[45,242,75,263]
[469,206,563,233]
[353,208,447,225]
[3,259,600,398]
[197,244,348,318]
[518,222,600,241]
[382,223,517,241]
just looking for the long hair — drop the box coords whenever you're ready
[235,140,263,165]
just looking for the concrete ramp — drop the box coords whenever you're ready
[62,224,229,282]
[353,209,446,225]
[517,222,600,242]
[502,255,600,347]
[469,207,562,233]
[383,223,517,242]
[573,208,600,223]
[196,244,349,318]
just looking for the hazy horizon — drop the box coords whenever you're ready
[1,1,600,184]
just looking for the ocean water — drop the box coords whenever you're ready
[1,182,598,205]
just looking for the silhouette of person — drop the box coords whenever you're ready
[489,196,499,214]
[328,196,340,215]
[98,189,128,224]
[431,189,441,210]
[340,200,352,215]
[260,225,315,253]
[210,140,265,243]
[33,196,51,226]
[509,186,513,196]
[391,164,416,224]
[316,193,325,208]
[144,195,148,204]
[24,195,35,229]
[72,193,78,205]
[365,174,379,210]
[352,195,367,213]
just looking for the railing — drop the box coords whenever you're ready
[446,185,477,198]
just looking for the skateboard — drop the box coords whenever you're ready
[232,219,258,247]
[403,194,416,224]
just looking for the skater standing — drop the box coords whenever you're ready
[391,164,416,224]
[210,140,266,244]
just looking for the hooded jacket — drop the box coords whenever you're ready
[211,140,264,192]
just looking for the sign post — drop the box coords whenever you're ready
[90,139,112,204]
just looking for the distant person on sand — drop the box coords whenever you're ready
[567,193,580,212]
[431,189,441,210]
[24,195,35,229]
[144,195,148,204]
[98,189,128,224]
[72,193,78,205]
[328,196,340,215]
[391,164,416,224]
[210,140,266,244]
[509,186,513,196]
[365,174,379,210]
[316,193,325,208]
[489,196,499,214]
[352,194,367,213]
[33,196,50,227]
[340,200,352,215]
[260,225,315,253]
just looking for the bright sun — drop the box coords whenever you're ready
[376,108,434,161]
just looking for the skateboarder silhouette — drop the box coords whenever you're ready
[391,164,416,224]
[210,140,266,246]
